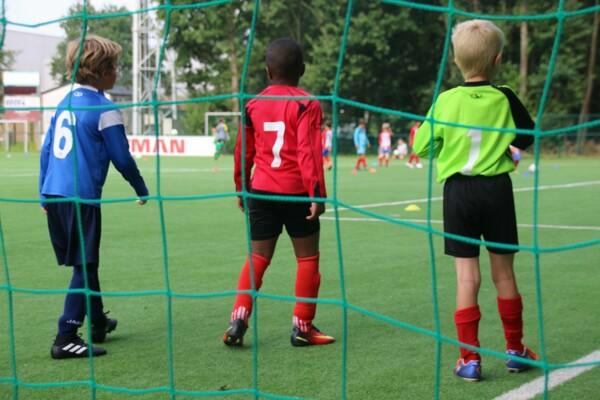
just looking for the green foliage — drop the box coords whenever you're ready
[161,0,598,130]
[50,4,133,88]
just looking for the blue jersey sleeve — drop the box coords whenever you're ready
[39,118,54,204]
[99,110,149,197]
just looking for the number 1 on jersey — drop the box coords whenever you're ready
[264,121,285,168]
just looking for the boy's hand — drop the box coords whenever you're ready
[306,202,325,220]
[40,206,47,215]
[237,197,244,212]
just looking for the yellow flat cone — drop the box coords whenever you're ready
[404,204,421,212]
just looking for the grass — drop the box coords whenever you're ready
[0,153,599,399]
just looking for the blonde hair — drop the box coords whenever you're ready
[452,20,504,79]
[66,35,122,84]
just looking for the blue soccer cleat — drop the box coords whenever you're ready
[506,347,538,373]
[454,358,481,382]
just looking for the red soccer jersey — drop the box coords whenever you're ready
[234,85,326,198]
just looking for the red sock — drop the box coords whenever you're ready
[293,253,321,332]
[497,296,524,352]
[231,253,270,322]
[360,156,368,169]
[455,305,481,362]
[355,157,362,170]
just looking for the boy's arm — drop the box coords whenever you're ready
[494,86,535,150]
[413,109,442,158]
[39,118,54,206]
[234,112,256,194]
[296,101,326,199]
[100,110,149,198]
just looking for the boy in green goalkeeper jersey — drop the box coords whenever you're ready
[413,20,536,382]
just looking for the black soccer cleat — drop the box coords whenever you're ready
[92,317,118,343]
[51,334,107,359]
[223,319,247,347]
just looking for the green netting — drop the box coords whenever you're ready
[1,0,600,399]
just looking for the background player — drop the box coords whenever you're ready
[352,118,371,174]
[377,122,393,167]
[406,121,423,169]
[225,37,335,348]
[413,20,536,382]
[214,118,230,160]
[39,35,148,359]
[393,138,408,160]
[321,120,333,170]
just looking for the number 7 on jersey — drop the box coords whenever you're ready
[264,121,285,168]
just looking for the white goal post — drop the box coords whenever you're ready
[0,120,30,153]
[204,111,241,136]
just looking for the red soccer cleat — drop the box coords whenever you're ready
[290,325,335,347]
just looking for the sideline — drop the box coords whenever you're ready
[494,350,600,400]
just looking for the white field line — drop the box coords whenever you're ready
[320,217,600,232]
[326,180,600,213]
[494,350,600,400]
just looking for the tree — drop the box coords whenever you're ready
[166,0,253,115]
[50,4,133,88]
[576,2,598,154]
[519,2,529,97]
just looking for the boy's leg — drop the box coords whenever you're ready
[454,257,481,362]
[490,252,538,370]
[57,263,104,334]
[224,240,275,347]
[53,264,107,359]
[490,252,523,352]
[289,233,334,346]
[291,233,320,329]
[231,239,276,322]
[354,155,362,171]
[360,155,368,169]
[57,265,87,337]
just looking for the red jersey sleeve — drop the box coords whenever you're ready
[296,100,326,198]
[234,113,256,193]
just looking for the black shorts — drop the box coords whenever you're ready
[443,173,518,257]
[45,196,101,266]
[248,190,320,240]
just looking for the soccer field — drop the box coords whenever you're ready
[1,153,599,400]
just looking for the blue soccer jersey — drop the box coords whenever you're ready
[39,85,148,204]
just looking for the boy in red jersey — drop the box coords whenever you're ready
[224,37,335,348]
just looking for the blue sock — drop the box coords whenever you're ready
[57,263,104,337]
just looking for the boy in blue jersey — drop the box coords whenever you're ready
[352,119,371,174]
[413,20,536,381]
[39,35,148,359]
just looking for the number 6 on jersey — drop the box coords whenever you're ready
[264,121,285,168]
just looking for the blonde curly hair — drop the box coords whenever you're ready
[66,35,122,85]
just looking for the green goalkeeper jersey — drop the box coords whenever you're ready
[413,82,534,182]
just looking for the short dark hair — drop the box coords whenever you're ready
[266,37,304,82]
